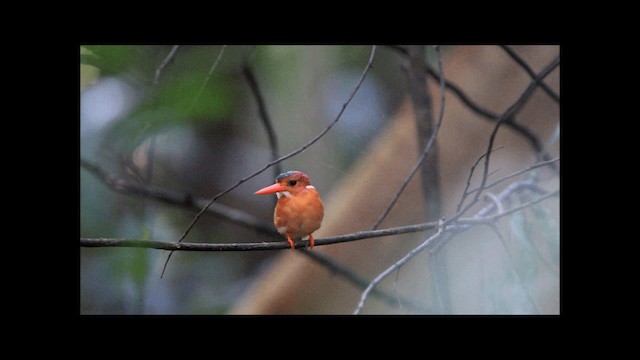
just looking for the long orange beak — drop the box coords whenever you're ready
[255,183,288,195]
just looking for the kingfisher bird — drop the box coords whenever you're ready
[255,170,324,250]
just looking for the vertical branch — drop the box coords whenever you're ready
[405,45,448,312]
[405,45,441,220]
[242,64,282,178]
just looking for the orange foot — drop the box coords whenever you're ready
[286,234,295,250]
[308,234,314,250]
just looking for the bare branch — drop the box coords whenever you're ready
[477,188,558,222]
[467,56,560,216]
[242,63,281,178]
[154,46,180,85]
[456,146,504,213]
[500,45,560,103]
[465,157,560,197]
[81,220,440,251]
[484,192,505,215]
[298,251,430,313]
[371,45,446,230]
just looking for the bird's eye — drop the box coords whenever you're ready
[289,180,297,186]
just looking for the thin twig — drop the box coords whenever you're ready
[456,146,504,213]
[154,46,180,85]
[371,45,445,230]
[499,45,559,103]
[242,63,281,178]
[478,189,558,222]
[393,267,406,313]
[354,219,447,314]
[191,45,226,109]
[466,157,559,197]
[466,56,560,216]
[484,192,504,215]
[298,251,430,313]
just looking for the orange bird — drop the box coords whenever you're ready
[255,170,324,250]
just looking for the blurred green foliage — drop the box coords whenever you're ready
[82,46,142,76]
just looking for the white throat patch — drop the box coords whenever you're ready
[276,191,292,199]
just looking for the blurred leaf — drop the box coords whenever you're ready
[155,72,232,120]
[98,70,232,155]
[82,45,141,76]
[97,106,177,155]
[80,47,100,90]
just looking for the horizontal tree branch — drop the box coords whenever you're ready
[80,185,558,251]
[80,220,440,251]
[80,158,276,235]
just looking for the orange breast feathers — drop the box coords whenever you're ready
[255,170,324,249]
[274,186,324,239]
